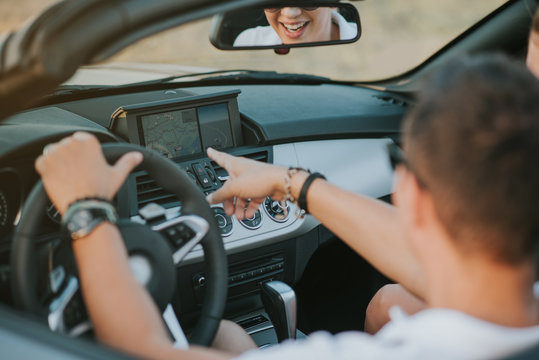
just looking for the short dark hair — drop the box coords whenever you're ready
[403,54,539,264]
[533,8,539,33]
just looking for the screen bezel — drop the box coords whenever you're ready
[110,90,243,160]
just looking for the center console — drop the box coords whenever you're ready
[110,91,318,344]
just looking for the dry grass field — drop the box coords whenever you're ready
[0,0,509,81]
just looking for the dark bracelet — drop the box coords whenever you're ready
[297,172,326,217]
[65,196,114,212]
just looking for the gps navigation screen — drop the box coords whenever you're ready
[139,109,202,158]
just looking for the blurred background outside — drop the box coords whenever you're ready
[0,0,508,81]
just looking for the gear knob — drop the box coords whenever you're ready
[260,280,297,342]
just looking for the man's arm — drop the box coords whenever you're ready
[73,223,231,360]
[35,132,231,360]
[207,148,426,298]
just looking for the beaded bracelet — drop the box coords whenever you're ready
[280,167,325,219]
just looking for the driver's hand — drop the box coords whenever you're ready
[206,147,288,220]
[35,132,143,215]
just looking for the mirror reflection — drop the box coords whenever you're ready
[210,4,360,50]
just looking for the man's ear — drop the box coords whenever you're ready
[392,167,426,230]
[527,31,539,78]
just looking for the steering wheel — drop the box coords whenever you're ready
[10,143,228,346]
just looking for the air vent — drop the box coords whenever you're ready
[374,94,410,108]
[210,150,269,179]
[135,173,179,209]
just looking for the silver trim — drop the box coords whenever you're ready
[232,310,273,335]
[48,276,78,333]
[263,281,297,340]
[152,215,209,264]
[48,276,93,336]
[131,139,393,265]
[69,321,92,337]
[163,304,188,349]
[49,265,65,294]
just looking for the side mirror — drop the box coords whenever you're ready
[210,3,361,50]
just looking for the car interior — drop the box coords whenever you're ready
[0,0,538,358]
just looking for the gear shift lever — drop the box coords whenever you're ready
[260,280,297,342]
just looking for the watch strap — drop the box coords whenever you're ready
[62,199,118,241]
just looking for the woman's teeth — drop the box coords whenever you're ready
[283,22,307,32]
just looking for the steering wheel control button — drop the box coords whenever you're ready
[264,197,290,223]
[163,223,196,248]
[213,207,233,236]
[63,291,88,331]
[240,210,262,230]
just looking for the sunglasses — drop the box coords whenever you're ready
[264,7,319,13]
[386,142,427,188]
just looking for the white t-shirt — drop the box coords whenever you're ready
[233,11,358,47]
[235,307,539,360]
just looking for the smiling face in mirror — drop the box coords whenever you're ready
[212,4,360,49]
[264,7,338,44]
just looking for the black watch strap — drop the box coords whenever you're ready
[62,199,118,241]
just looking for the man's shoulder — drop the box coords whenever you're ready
[235,309,539,360]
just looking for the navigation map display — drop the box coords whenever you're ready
[139,109,202,158]
[111,89,242,160]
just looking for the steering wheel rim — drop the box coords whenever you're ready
[10,143,228,346]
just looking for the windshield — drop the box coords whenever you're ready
[1,0,508,82]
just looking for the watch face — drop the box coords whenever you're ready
[67,209,92,233]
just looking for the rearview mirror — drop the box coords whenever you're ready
[210,3,361,50]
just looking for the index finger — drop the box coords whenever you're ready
[206,180,236,205]
[207,147,233,171]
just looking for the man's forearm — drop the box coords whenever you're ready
[72,223,231,360]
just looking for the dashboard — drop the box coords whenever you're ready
[0,82,405,333]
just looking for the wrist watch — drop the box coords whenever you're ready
[61,199,118,241]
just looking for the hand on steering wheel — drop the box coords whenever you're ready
[12,132,228,347]
[35,132,142,215]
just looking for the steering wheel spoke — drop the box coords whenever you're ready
[163,303,189,349]
[152,215,209,265]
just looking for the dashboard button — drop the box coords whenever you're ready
[192,163,206,178]
[263,197,290,223]
[191,163,213,188]
[199,175,211,188]
[240,210,262,230]
[215,214,227,228]
[212,207,233,236]
[186,170,198,184]
[205,167,217,182]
